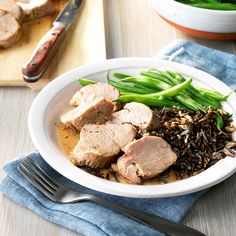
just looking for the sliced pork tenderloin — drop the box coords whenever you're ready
[0,9,22,48]
[70,124,136,168]
[70,83,120,106]
[117,136,177,184]
[61,97,114,133]
[110,102,160,130]
[0,0,23,23]
[15,0,55,21]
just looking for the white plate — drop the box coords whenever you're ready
[28,58,236,198]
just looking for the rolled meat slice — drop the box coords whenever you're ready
[70,123,136,169]
[110,102,160,130]
[117,136,177,184]
[0,0,23,23]
[0,9,23,48]
[70,83,120,107]
[61,97,115,133]
[15,0,55,21]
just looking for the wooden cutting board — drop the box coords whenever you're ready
[0,0,106,90]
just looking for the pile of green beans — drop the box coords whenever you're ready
[77,69,230,112]
[176,0,236,10]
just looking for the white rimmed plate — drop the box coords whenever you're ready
[28,58,236,198]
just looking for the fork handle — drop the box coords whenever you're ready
[88,196,205,236]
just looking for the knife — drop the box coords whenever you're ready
[22,0,83,83]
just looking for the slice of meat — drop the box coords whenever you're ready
[70,124,136,168]
[110,102,160,130]
[15,0,55,21]
[61,97,114,133]
[0,0,23,23]
[117,136,177,184]
[70,83,120,106]
[0,9,22,48]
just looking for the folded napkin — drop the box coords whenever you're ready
[1,40,236,236]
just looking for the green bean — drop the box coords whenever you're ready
[195,87,231,101]
[175,93,205,112]
[120,92,136,96]
[215,114,227,135]
[140,70,175,86]
[108,79,155,94]
[120,76,171,90]
[107,72,157,93]
[216,114,224,130]
[131,84,158,93]
[192,96,214,108]
[77,78,97,86]
[111,72,158,92]
[148,77,192,98]
[120,78,191,99]
[112,72,130,79]
[117,94,184,108]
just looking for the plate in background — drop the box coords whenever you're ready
[149,0,236,40]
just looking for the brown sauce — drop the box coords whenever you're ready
[56,123,80,155]
[56,123,179,185]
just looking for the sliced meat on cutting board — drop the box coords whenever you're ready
[0,0,23,23]
[110,102,160,130]
[0,9,23,48]
[70,83,120,106]
[15,0,55,21]
[70,123,136,168]
[61,97,115,133]
[117,136,177,184]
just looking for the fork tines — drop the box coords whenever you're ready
[18,157,59,197]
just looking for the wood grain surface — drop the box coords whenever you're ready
[0,0,106,90]
[1,0,236,236]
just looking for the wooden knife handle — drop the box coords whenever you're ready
[22,24,66,82]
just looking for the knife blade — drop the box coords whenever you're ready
[22,0,83,82]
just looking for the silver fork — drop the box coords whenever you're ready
[18,158,205,236]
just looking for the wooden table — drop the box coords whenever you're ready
[1,1,236,235]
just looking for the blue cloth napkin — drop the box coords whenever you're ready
[1,40,236,236]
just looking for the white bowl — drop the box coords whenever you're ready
[149,0,236,40]
[28,57,236,198]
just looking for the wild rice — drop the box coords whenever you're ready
[148,107,236,177]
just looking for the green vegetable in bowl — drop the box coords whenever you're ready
[176,0,236,10]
